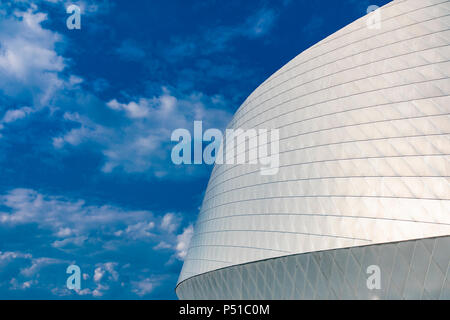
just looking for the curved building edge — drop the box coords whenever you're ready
[176,235,450,299]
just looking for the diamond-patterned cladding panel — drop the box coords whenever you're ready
[176,236,450,299]
[178,0,450,291]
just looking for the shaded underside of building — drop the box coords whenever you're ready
[177,0,450,299]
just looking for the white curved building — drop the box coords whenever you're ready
[177,0,450,299]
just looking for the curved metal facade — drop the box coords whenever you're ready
[177,0,450,296]
[177,236,450,300]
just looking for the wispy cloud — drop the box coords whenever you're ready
[175,225,194,260]
[54,89,231,176]
[244,7,279,38]
[131,277,160,296]
[1,3,232,179]
[0,188,193,297]
[0,0,338,300]
[0,8,65,106]
[1,106,33,123]
[115,40,146,61]
[0,188,178,244]
[302,15,325,35]
[166,6,280,61]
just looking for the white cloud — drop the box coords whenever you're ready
[52,112,110,149]
[92,284,109,297]
[0,251,32,266]
[93,267,105,282]
[114,221,155,240]
[244,8,278,38]
[10,278,37,290]
[0,189,194,264]
[0,188,155,241]
[0,250,70,292]
[160,213,180,234]
[20,257,65,277]
[0,189,193,296]
[0,106,34,137]
[58,89,231,176]
[107,99,150,119]
[1,106,33,123]
[52,236,88,248]
[0,3,232,179]
[51,89,230,176]
[153,241,172,250]
[55,227,72,238]
[87,262,119,297]
[175,224,194,260]
[131,278,157,296]
[106,93,180,121]
[0,8,65,106]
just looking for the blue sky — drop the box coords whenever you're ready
[0,0,391,299]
